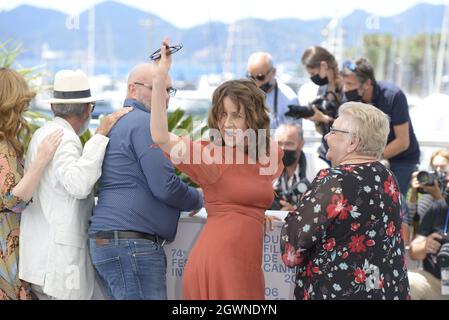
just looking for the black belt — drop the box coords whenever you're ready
[90,231,167,246]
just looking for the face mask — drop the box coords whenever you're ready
[259,81,274,93]
[344,88,363,102]
[310,74,328,86]
[282,150,298,167]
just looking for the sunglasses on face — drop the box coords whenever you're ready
[89,102,96,112]
[247,68,273,82]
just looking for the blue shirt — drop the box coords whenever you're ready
[371,81,420,163]
[89,99,203,241]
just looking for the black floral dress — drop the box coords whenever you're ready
[280,162,410,300]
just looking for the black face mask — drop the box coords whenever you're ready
[344,89,363,102]
[310,74,329,86]
[282,150,298,167]
[259,81,274,93]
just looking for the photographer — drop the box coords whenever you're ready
[299,46,345,165]
[340,58,420,196]
[408,171,449,299]
[271,124,327,211]
[247,52,300,129]
[408,149,449,223]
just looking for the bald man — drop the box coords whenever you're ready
[88,63,203,300]
[247,52,301,129]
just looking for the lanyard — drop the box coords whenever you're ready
[273,80,279,117]
[444,208,449,235]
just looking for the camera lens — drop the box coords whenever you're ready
[285,105,315,119]
[417,171,430,184]
[437,243,449,268]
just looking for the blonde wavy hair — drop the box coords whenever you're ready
[0,68,35,158]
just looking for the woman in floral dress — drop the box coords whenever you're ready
[281,102,410,300]
[0,68,62,299]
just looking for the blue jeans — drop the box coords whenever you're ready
[389,161,418,196]
[88,238,167,300]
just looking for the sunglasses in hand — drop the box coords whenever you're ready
[150,43,183,61]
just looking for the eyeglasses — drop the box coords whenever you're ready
[342,60,357,72]
[89,102,96,112]
[247,68,273,82]
[329,125,352,135]
[434,164,449,172]
[149,43,183,61]
[134,82,177,97]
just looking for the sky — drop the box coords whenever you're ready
[0,0,448,28]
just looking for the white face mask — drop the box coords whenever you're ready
[79,114,91,136]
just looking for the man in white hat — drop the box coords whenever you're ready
[19,69,132,300]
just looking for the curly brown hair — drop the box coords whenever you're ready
[207,79,271,158]
[0,68,34,158]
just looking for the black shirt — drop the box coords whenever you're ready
[316,84,344,164]
[370,81,420,163]
[417,201,449,279]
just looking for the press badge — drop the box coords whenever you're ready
[441,268,449,295]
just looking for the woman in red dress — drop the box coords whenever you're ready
[149,39,283,299]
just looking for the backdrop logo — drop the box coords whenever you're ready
[66,14,80,30]
[365,14,380,31]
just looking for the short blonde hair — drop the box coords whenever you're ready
[338,102,390,159]
[429,149,449,168]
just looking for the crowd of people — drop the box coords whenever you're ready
[0,37,447,300]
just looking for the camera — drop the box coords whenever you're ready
[271,179,310,210]
[417,170,445,186]
[417,170,447,194]
[437,234,449,268]
[285,96,339,120]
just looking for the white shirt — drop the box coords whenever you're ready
[266,78,301,129]
[19,117,109,300]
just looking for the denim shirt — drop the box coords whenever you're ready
[89,99,203,241]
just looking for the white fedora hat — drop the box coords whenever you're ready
[45,69,100,104]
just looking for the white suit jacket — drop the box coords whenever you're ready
[19,117,109,300]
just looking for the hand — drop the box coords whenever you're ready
[423,180,444,200]
[410,171,420,190]
[96,107,133,136]
[425,232,443,255]
[411,171,443,200]
[153,37,172,78]
[264,215,281,234]
[188,208,202,217]
[279,200,297,212]
[35,129,64,164]
[189,188,204,217]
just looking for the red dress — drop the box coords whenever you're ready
[172,139,283,300]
